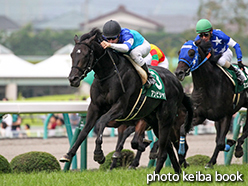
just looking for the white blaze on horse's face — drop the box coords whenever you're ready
[76,49,81,54]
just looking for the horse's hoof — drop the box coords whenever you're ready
[59,154,71,163]
[235,148,244,158]
[98,156,105,164]
[143,138,152,147]
[131,141,139,150]
[112,152,121,159]
[175,168,182,174]
[94,151,105,164]
[183,161,190,168]
[180,160,189,168]
[205,163,213,169]
[149,152,158,159]
[128,165,136,170]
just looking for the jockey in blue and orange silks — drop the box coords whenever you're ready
[100,20,156,88]
[195,18,245,85]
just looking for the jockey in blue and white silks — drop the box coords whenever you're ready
[101,20,155,88]
[195,19,245,84]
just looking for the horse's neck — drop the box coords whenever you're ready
[192,62,219,89]
[93,52,120,80]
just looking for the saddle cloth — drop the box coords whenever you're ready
[115,57,166,122]
[220,64,248,93]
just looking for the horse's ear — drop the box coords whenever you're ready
[195,39,201,46]
[86,34,97,44]
[178,50,181,56]
[74,35,79,44]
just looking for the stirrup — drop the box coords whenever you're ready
[235,69,245,85]
[145,78,155,89]
[237,75,245,85]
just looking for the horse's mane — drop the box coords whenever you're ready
[79,28,103,42]
[195,39,220,64]
[195,39,211,53]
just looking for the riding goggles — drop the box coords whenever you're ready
[106,35,119,40]
[198,32,210,37]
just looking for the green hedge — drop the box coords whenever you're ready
[186,154,210,166]
[10,151,61,173]
[0,154,11,173]
[99,149,134,170]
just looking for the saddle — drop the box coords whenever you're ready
[218,64,248,108]
[123,54,147,85]
[116,55,166,121]
[218,64,248,92]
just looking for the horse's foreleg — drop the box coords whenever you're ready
[131,119,147,151]
[111,125,135,169]
[155,124,172,174]
[60,116,96,163]
[113,125,129,157]
[94,109,123,164]
[149,140,159,159]
[172,136,189,168]
[206,117,231,168]
[129,130,152,169]
[94,120,108,164]
[167,141,181,174]
[235,114,248,158]
[129,150,142,169]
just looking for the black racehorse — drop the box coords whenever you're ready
[59,28,193,173]
[175,39,248,168]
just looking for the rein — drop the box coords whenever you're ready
[192,52,212,71]
[107,49,126,93]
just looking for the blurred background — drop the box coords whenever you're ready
[1,0,248,100]
[0,0,247,137]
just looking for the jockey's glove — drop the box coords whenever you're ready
[238,61,244,70]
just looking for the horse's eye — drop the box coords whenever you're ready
[178,50,181,56]
[188,49,195,58]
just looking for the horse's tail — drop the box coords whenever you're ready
[182,93,193,134]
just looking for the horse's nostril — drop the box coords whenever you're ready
[68,76,76,82]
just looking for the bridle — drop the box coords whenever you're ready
[71,42,106,81]
[179,46,212,74]
[71,40,125,93]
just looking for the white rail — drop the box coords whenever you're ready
[0,102,89,114]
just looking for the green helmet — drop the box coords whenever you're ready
[196,19,212,33]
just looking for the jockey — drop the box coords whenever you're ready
[100,20,156,88]
[145,44,169,69]
[195,19,245,85]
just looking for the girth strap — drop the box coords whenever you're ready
[116,89,147,121]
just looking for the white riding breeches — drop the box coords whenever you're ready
[129,39,151,66]
[217,48,233,66]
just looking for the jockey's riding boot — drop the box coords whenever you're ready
[229,65,245,85]
[141,64,156,88]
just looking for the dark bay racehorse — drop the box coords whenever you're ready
[175,39,248,168]
[59,28,193,173]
